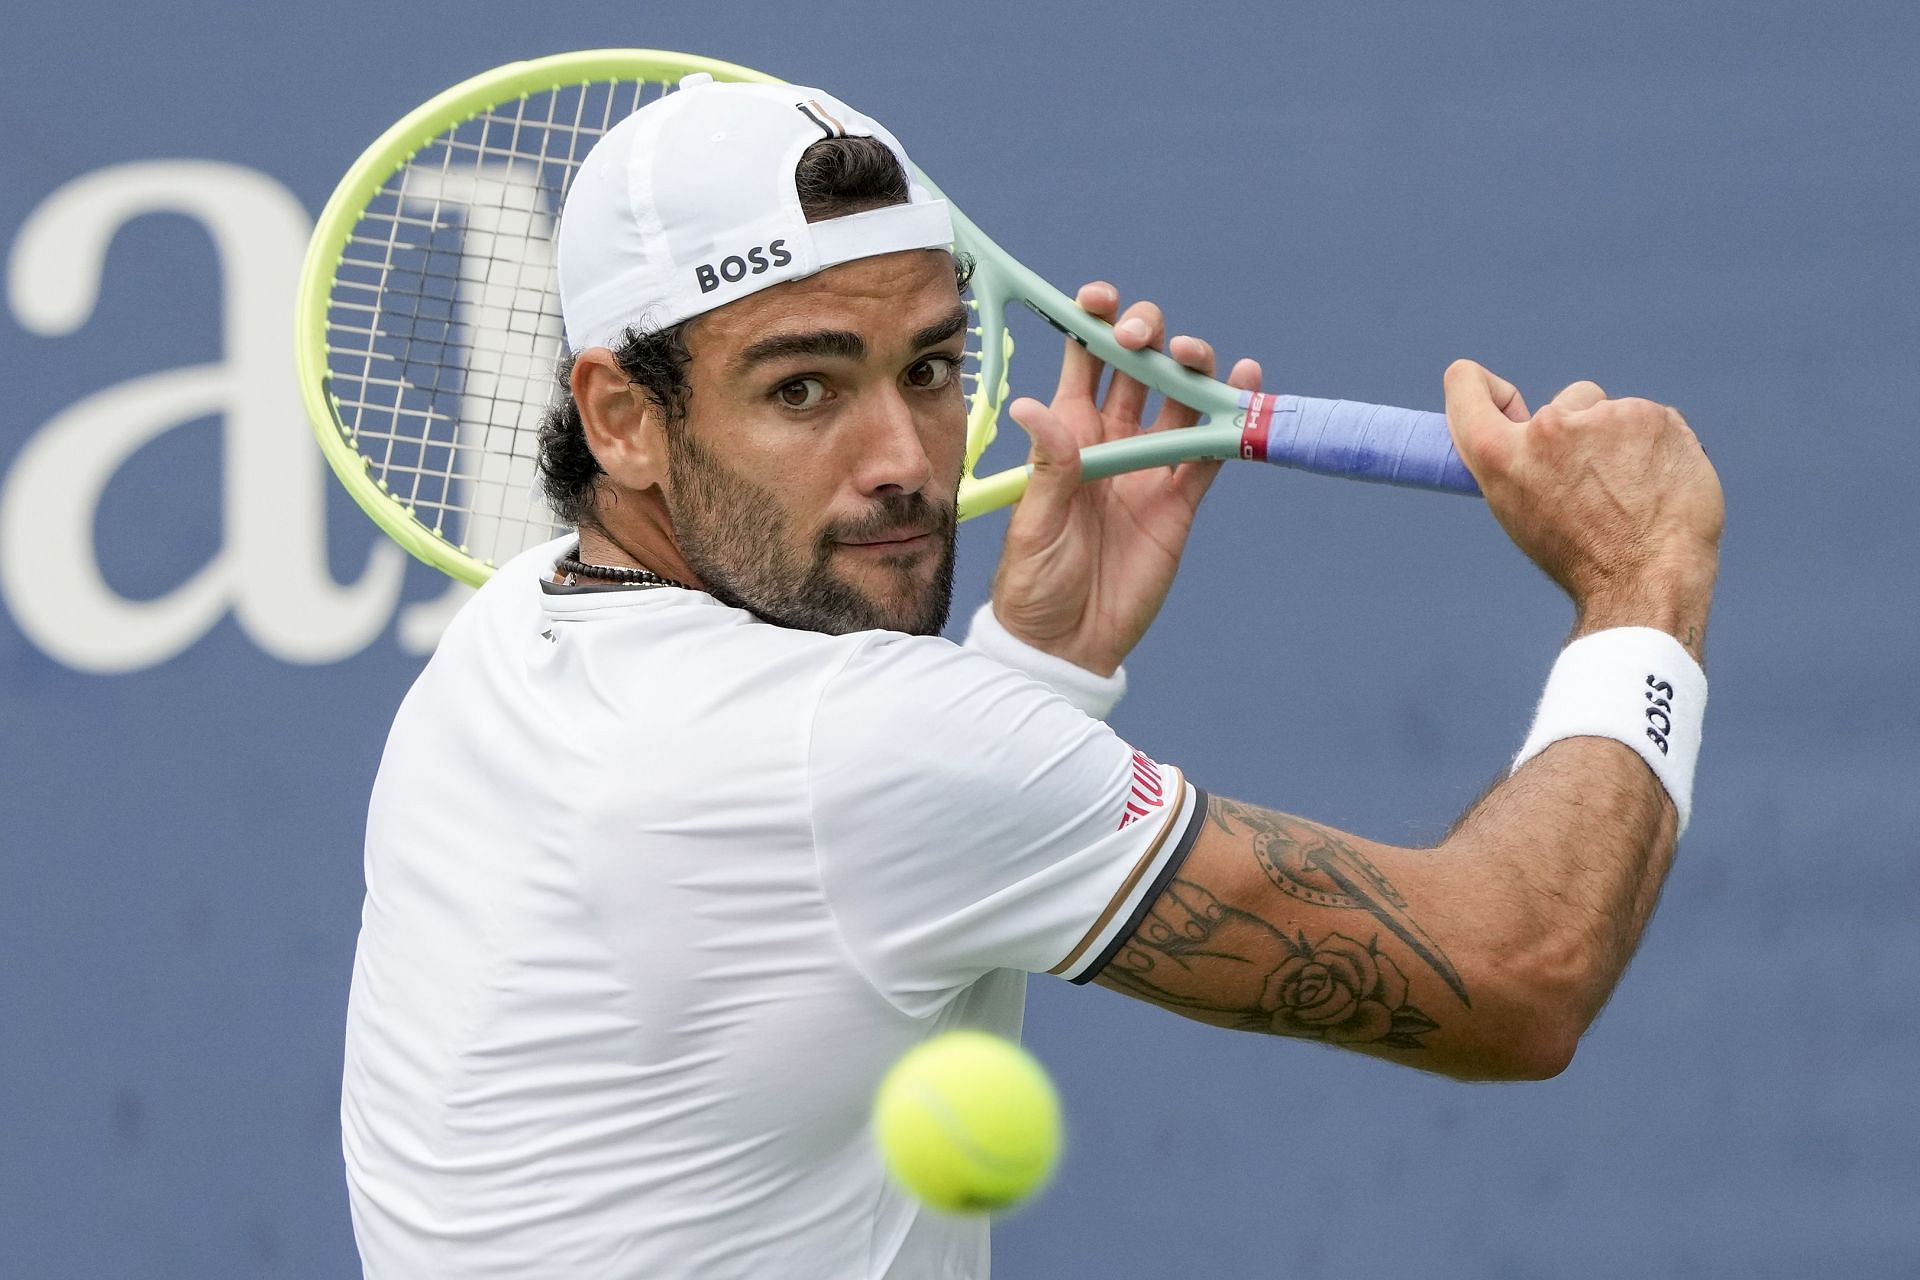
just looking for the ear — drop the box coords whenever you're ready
[573,349,669,491]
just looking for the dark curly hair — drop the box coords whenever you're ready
[537,136,973,529]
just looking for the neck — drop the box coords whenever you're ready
[576,491,703,589]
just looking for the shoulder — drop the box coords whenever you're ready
[821,626,1055,704]
[807,627,1126,813]
[811,628,1092,743]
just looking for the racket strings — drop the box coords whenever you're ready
[323,77,669,567]
[324,75,1004,568]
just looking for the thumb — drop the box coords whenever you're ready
[1546,379,1607,414]
[1443,359,1526,478]
[1007,396,1083,537]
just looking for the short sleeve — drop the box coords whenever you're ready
[959,602,1127,720]
[808,633,1206,1016]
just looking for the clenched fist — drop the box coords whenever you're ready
[1443,360,1724,659]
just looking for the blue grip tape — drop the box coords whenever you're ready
[1252,394,1480,495]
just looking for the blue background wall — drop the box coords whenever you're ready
[3,2,1915,1276]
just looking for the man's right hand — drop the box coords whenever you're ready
[1087,364,1726,1080]
[1443,360,1725,660]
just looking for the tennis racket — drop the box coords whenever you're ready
[295,49,1478,587]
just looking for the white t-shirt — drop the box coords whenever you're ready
[342,539,1205,1279]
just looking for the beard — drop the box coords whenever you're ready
[663,425,957,637]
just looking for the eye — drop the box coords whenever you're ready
[905,356,959,391]
[775,377,827,410]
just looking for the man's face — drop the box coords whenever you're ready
[660,249,969,636]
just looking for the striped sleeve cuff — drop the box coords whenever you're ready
[1050,781,1208,984]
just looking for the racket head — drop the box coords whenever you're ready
[296,49,1012,586]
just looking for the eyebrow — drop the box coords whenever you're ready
[732,328,865,373]
[910,306,972,353]
[730,304,971,376]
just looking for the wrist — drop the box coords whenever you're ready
[984,597,1125,678]
[1575,560,1717,664]
[963,603,1128,720]
[1513,627,1708,833]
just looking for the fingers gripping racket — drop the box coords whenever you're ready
[295,49,1478,587]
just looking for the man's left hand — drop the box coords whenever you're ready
[989,282,1262,676]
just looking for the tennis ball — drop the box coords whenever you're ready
[872,1030,1062,1214]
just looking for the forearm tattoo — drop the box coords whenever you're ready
[1099,799,1468,1051]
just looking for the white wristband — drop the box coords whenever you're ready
[962,602,1128,721]
[1511,627,1707,834]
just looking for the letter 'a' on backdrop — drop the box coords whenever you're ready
[2,161,427,673]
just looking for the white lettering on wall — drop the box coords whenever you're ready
[2,160,407,673]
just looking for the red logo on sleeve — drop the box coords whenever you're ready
[1117,750,1167,830]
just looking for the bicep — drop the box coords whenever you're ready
[1091,796,1528,1076]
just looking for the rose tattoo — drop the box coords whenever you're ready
[1261,932,1435,1046]
[1103,879,1440,1049]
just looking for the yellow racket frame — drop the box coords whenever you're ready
[295,49,1013,586]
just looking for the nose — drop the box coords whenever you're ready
[850,385,933,498]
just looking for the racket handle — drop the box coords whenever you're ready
[1240,393,1480,496]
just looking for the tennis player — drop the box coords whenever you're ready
[342,77,1723,1278]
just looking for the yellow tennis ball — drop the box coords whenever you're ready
[872,1030,1062,1214]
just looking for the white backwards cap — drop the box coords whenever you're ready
[557,74,955,353]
